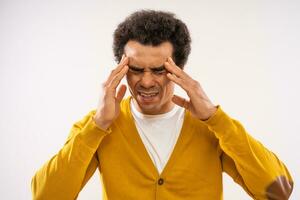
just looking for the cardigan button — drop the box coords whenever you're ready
[158,178,164,185]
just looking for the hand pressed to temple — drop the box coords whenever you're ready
[93,55,129,130]
[165,57,217,121]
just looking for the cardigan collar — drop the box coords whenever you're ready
[117,96,193,178]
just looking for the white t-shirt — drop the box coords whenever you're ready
[130,99,185,174]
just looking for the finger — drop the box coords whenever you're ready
[115,55,129,73]
[120,54,125,63]
[164,61,182,77]
[165,57,190,79]
[105,56,129,85]
[172,95,189,109]
[168,57,178,68]
[164,61,190,80]
[166,72,189,91]
[116,84,127,102]
[108,65,129,90]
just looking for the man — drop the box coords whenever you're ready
[31,10,293,200]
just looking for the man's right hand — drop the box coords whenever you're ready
[93,55,129,130]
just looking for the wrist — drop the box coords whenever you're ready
[200,105,218,121]
[93,115,112,130]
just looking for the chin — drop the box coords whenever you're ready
[133,95,160,114]
[138,100,160,112]
[140,107,161,115]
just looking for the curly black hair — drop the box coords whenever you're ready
[113,10,191,68]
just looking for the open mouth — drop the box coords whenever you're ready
[137,91,159,102]
[138,92,159,97]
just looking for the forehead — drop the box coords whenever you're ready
[124,40,173,68]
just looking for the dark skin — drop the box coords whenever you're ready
[93,55,129,130]
[93,54,217,130]
[128,65,166,75]
[164,57,217,121]
[128,59,217,121]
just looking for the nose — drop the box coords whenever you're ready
[139,71,155,88]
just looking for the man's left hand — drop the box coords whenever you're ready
[164,57,217,121]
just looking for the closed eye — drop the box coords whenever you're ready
[128,66,144,74]
[128,65,167,75]
[151,66,166,74]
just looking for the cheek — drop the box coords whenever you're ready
[167,84,175,94]
[161,79,174,94]
[126,74,134,85]
[126,75,138,92]
[159,75,171,86]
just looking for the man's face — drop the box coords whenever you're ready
[124,40,175,115]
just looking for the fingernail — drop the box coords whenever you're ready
[122,54,127,62]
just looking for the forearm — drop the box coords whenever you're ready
[31,111,111,200]
[203,106,293,199]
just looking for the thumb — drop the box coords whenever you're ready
[116,84,127,103]
[172,94,189,109]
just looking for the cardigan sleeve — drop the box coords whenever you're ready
[203,106,294,200]
[31,110,111,200]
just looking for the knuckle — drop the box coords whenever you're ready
[105,82,113,90]
[186,81,197,91]
[101,82,107,88]
[114,74,122,82]
[191,80,199,88]
[103,86,109,94]
[103,92,110,99]
[110,77,117,85]
[103,88,115,99]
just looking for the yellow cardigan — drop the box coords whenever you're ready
[31,97,293,200]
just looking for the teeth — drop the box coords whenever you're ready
[139,92,158,97]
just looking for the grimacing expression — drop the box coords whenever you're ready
[124,40,175,115]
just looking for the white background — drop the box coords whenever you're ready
[0,0,299,199]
